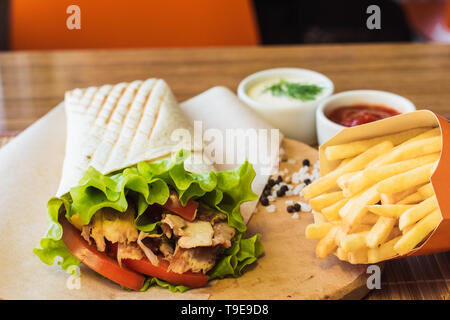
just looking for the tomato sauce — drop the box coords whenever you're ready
[327,104,400,127]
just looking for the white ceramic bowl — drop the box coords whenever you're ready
[237,68,334,145]
[316,90,416,145]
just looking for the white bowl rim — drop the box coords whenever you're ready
[316,89,417,130]
[237,67,334,110]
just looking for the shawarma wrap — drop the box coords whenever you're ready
[34,79,263,292]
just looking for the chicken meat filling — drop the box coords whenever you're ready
[79,205,236,274]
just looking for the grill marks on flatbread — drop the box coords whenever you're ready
[57,78,200,196]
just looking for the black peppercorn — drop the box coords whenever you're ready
[277,175,283,183]
[293,203,301,212]
[263,189,271,196]
[287,205,295,213]
[260,197,269,206]
[302,159,310,167]
[276,189,285,197]
[268,179,276,187]
[280,185,289,192]
[304,178,311,185]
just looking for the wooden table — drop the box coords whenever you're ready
[0,43,449,299]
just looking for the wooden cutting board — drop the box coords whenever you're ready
[200,138,370,300]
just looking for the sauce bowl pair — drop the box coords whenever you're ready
[238,68,416,145]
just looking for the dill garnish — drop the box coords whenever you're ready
[263,79,323,101]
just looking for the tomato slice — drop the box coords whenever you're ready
[109,242,208,288]
[163,191,198,221]
[123,258,209,288]
[60,217,146,291]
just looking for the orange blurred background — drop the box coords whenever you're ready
[9,0,259,50]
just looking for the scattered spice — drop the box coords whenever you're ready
[259,156,319,214]
[268,179,276,187]
[260,197,269,206]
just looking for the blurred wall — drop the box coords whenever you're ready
[9,0,259,50]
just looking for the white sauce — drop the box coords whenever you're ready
[247,76,330,107]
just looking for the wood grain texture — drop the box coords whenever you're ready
[1,43,450,131]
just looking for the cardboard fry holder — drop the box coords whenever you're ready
[319,110,450,259]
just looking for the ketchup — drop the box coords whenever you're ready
[327,105,400,127]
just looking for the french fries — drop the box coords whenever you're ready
[341,231,370,252]
[367,204,413,218]
[396,192,425,204]
[316,226,339,259]
[343,153,439,196]
[380,185,419,204]
[375,136,441,167]
[418,183,434,198]
[324,128,429,161]
[309,191,343,211]
[377,163,436,194]
[394,209,441,255]
[368,236,402,263]
[399,196,438,230]
[348,248,368,264]
[305,127,443,263]
[303,141,394,200]
[305,222,334,240]
[335,247,349,261]
[366,216,396,248]
[322,198,348,221]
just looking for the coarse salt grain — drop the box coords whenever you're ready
[298,202,311,212]
[285,200,294,205]
[292,213,299,219]
[266,205,276,213]
[293,184,305,195]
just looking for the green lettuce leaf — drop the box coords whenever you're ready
[208,233,264,279]
[140,277,190,293]
[34,149,262,291]
[33,238,81,274]
[32,195,81,273]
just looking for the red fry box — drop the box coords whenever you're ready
[319,110,450,259]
